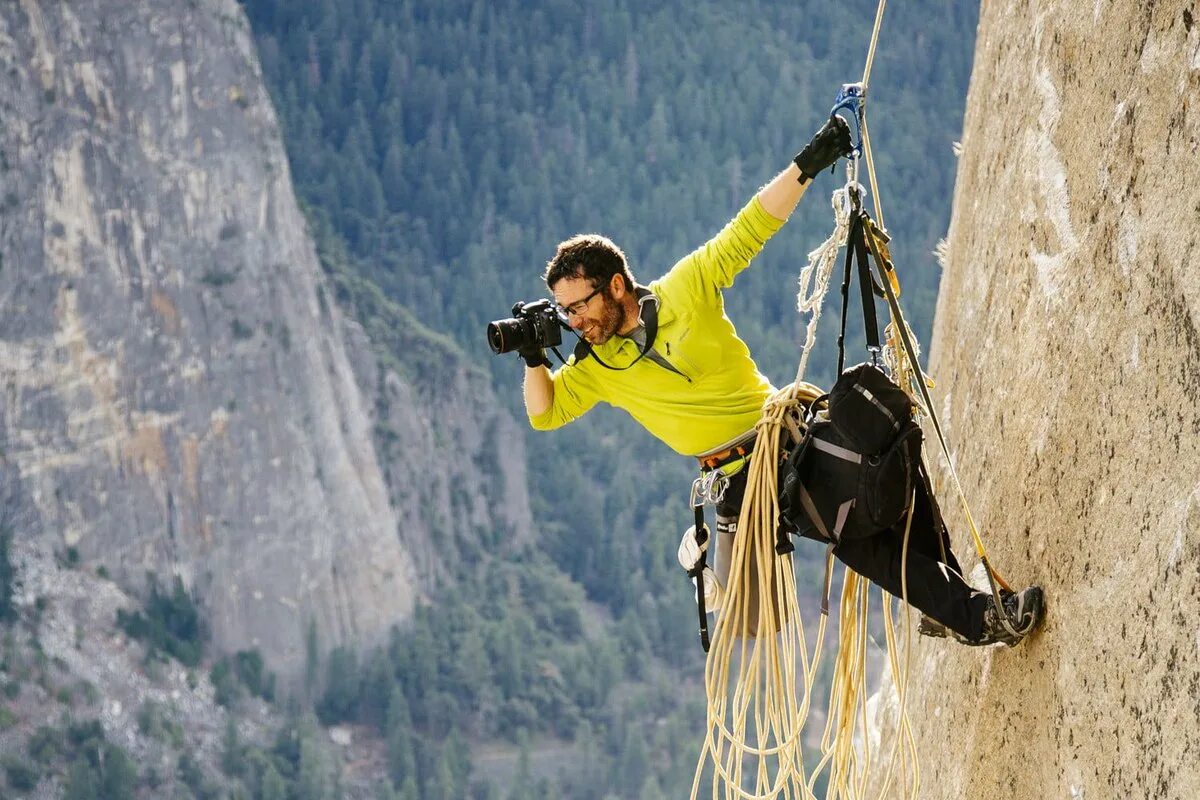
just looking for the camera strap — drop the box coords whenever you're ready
[573,288,659,371]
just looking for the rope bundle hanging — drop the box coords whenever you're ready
[690,379,823,799]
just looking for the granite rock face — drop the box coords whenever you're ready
[896,1,1200,797]
[0,0,504,679]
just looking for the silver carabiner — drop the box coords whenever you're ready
[690,469,728,507]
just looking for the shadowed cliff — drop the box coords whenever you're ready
[891,2,1200,797]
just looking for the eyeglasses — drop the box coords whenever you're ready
[557,283,605,317]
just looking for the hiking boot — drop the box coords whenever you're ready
[975,586,1044,647]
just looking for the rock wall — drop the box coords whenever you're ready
[0,0,455,679]
[901,1,1200,796]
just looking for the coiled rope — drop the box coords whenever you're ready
[690,379,825,800]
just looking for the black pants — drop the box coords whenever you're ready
[715,463,988,642]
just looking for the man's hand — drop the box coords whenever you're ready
[518,346,551,369]
[677,524,709,572]
[793,115,853,182]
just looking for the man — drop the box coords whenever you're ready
[519,117,1043,647]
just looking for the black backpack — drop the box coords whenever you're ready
[777,207,925,545]
[778,362,922,542]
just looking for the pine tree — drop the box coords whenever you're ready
[317,645,360,724]
[385,688,417,788]
[0,522,16,622]
[222,717,246,777]
[297,729,331,800]
[261,763,287,800]
[305,618,320,699]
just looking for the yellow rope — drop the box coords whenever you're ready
[690,375,923,799]
[860,0,887,89]
[859,0,887,227]
[691,380,823,800]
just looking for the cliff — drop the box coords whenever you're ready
[895,1,1200,796]
[0,0,529,680]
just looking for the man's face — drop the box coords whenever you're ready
[552,275,626,346]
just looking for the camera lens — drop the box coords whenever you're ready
[487,318,528,354]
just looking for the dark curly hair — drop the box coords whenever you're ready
[543,234,635,292]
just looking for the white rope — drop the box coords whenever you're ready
[794,186,855,385]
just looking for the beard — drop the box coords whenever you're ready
[583,293,628,345]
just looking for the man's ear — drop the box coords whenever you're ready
[609,272,626,298]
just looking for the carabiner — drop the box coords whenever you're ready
[829,82,866,159]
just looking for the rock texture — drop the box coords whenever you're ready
[0,0,525,680]
[899,1,1200,797]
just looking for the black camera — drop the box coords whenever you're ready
[487,299,567,355]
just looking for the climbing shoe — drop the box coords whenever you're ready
[974,586,1044,647]
[916,587,1044,646]
[916,614,950,639]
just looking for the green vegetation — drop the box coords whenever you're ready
[219,715,343,800]
[137,700,186,748]
[0,520,16,623]
[232,318,255,340]
[0,706,17,730]
[3,753,39,790]
[116,575,208,667]
[200,268,239,287]
[299,549,705,797]
[212,649,277,708]
[21,719,138,800]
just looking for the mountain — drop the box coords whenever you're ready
[0,0,528,682]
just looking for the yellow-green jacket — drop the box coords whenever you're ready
[529,197,786,456]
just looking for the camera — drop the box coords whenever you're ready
[487,299,567,355]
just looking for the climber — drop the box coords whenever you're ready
[512,115,1043,647]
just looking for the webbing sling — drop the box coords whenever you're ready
[687,504,711,652]
[835,209,883,376]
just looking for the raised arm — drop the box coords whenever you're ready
[757,162,811,222]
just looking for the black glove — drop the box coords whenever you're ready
[518,346,551,369]
[793,115,853,182]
